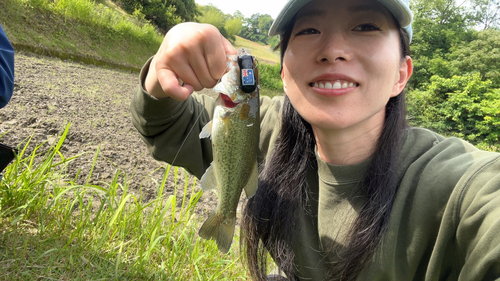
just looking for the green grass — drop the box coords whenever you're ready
[0,124,249,280]
[234,36,280,65]
[0,0,163,70]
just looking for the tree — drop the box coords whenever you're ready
[470,0,500,29]
[409,0,475,89]
[240,13,273,45]
[196,4,228,37]
[116,0,199,33]
[258,14,273,38]
[448,29,500,86]
[407,74,500,146]
[225,18,243,42]
[197,5,225,29]
[168,0,200,23]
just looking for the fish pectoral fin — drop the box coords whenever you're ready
[200,163,217,191]
[244,161,258,198]
[198,212,235,254]
[199,120,213,139]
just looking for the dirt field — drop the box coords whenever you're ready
[0,52,222,217]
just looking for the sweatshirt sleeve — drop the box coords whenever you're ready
[130,57,284,179]
[0,24,14,109]
[456,154,500,280]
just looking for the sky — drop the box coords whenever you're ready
[194,0,289,19]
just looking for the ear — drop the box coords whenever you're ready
[391,56,413,97]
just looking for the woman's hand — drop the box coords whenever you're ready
[144,22,237,101]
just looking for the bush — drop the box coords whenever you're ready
[407,73,500,146]
[258,63,282,92]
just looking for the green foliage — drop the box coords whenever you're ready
[407,74,500,145]
[258,62,283,92]
[448,29,500,86]
[197,5,226,30]
[409,0,476,89]
[240,13,274,45]
[195,5,276,46]
[268,36,280,52]
[196,4,235,39]
[469,0,500,30]
[118,0,199,33]
[16,0,160,43]
[3,0,162,68]
[168,0,199,22]
[225,18,243,43]
[406,0,500,147]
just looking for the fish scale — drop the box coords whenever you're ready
[198,50,260,253]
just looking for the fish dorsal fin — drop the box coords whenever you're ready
[200,162,217,191]
[244,161,258,198]
[199,120,213,139]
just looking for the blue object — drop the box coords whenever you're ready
[0,24,14,109]
[242,69,255,86]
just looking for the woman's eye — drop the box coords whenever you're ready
[353,24,381,31]
[296,28,320,35]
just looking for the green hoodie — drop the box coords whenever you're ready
[131,59,500,280]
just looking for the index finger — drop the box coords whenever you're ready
[156,67,194,101]
[205,34,238,82]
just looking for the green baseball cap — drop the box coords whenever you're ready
[268,0,413,41]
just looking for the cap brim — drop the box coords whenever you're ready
[268,0,413,37]
[377,0,413,27]
[268,0,312,36]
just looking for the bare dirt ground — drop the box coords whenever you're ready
[0,52,224,218]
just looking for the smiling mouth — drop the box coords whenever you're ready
[310,80,359,89]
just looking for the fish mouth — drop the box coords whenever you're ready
[221,93,240,108]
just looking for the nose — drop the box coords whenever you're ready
[316,32,352,63]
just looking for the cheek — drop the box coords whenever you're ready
[281,57,296,92]
[365,48,401,88]
[281,64,302,97]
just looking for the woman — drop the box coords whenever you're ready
[131,0,500,280]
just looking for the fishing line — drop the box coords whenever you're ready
[170,60,231,167]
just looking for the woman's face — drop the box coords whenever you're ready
[282,0,412,134]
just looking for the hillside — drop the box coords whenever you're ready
[0,0,279,71]
[0,0,162,70]
[233,36,279,65]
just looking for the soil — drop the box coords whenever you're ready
[0,51,229,219]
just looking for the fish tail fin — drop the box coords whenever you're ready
[198,212,235,254]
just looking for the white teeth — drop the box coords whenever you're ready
[313,80,356,89]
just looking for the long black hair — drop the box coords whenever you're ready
[241,16,412,281]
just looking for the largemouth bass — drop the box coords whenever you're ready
[198,49,260,253]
